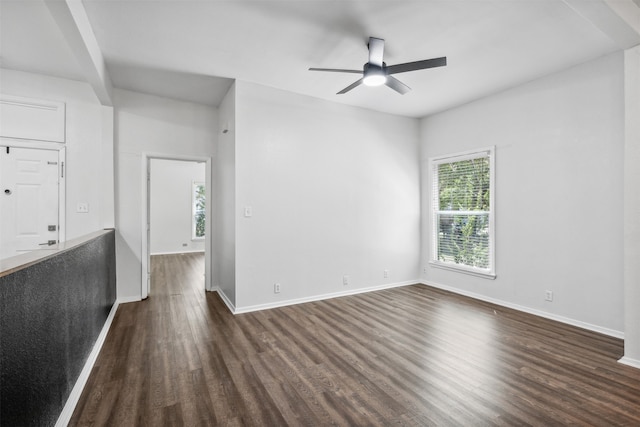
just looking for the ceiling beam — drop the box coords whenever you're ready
[563,0,640,49]
[44,0,113,106]
[605,0,640,40]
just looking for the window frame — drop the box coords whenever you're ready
[192,181,206,241]
[429,147,496,279]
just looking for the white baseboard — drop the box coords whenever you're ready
[214,288,236,313]
[150,249,205,256]
[117,295,142,304]
[420,280,624,339]
[216,278,625,341]
[234,280,416,314]
[55,300,119,427]
[618,356,640,369]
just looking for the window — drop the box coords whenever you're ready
[192,182,205,240]
[431,148,495,278]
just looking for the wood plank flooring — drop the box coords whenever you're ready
[70,253,640,426]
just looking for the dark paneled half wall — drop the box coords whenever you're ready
[0,230,116,426]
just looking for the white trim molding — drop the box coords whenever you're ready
[429,260,496,279]
[150,249,205,256]
[618,356,640,369]
[421,280,624,339]
[233,280,417,315]
[55,300,119,427]
[215,288,237,313]
[0,95,66,142]
[116,295,143,304]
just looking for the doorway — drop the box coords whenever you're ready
[141,153,212,298]
[0,144,65,260]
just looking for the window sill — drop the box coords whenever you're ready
[429,261,496,280]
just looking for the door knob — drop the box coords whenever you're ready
[4,189,11,195]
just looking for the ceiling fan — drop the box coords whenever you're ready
[309,37,446,95]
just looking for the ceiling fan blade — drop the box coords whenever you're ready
[385,76,411,94]
[368,37,385,67]
[386,57,447,75]
[309,67,363,74]
[337,78,364,94]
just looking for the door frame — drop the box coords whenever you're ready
[141,152,212,299]
[0,137,66,246]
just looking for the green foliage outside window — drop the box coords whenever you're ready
[194,184,205,238]
[436,157,491,269]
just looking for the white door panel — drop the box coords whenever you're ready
[1,146,59,259]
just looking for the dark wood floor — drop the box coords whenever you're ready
[70,253,640,426]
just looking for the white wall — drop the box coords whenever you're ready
[623,45,640,366]
[150,158,205,255]
[114,88,217,300]
[214,83,237,304]
[420,52,625,335]
[0,68,114,238]
[233,81,420,310]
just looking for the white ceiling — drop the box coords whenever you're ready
[0,0,87,81]
[1,0,639,117]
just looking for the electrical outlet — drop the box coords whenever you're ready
[545,290,553,302]
[76,202,89,213]
[343,275,350,286]
[423,267,428,275]
[274,283,281,294]
[383,269,389,279]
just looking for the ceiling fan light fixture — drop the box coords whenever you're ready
[363,74,386,86]
[362,64,386,86]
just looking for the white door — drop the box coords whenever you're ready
[0,146,60,259]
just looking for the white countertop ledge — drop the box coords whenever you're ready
[0,229,114,278]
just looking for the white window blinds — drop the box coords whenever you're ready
[431,148,495,276]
